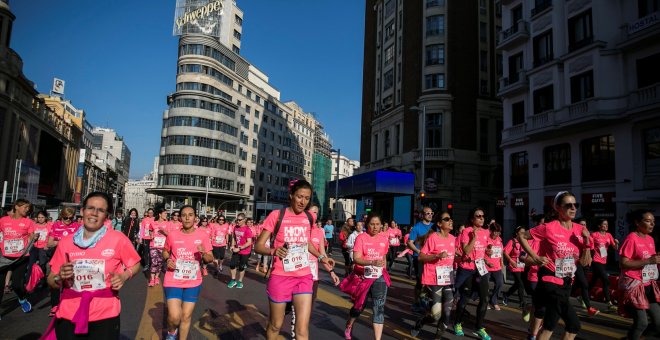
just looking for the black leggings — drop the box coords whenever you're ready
[505,271,526,306]
[0,256,29,303]
[455,268,489,330]
[342,247,352,275]
[387,246,398,270]
[141,240,151,268]
[536,270,581,334]
[571,265,591,309]
[417,285,454,327]
[55,315,120,339]
[589,262,611,303]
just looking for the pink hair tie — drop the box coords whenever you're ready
[289,179,299,191]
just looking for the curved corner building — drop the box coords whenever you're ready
[152,0,318,219]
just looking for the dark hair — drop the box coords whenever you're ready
[596,218,608,227]
[82,192,114,215]
[36,210,48,219]
[178,205,196,217]
[531,213,545,224]
[489,222,502,233]
[365,213,383,227]
[147,208,154,213]
[465,207,485,227]
[628,209,655,233]
[155,207,167,222]
[290,179,313,195]
[513,225,526,236]
[553,191,575,209]
[574,217,587,224]
[128,208,138,217]
[246,217,253,223]
[13,198,31,209]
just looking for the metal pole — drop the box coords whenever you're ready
[335,149,340,220]
[205,176,210,217]
[421,106,426,196]
[1,181,7,208]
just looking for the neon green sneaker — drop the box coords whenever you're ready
[475,328,491,340]
[454,323,464,336]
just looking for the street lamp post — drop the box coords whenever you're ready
[205,176,212,217]
[410,105,426,197]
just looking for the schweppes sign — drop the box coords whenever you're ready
[175,1,223,30]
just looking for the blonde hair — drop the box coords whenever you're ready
[60,207,76,218]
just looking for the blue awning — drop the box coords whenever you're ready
[327,170,415,199]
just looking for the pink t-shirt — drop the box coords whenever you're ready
[527,238,540,282]
[33,223,51,249]
[504,239,525,272]
[0,216,35,257]
[163,228,213,288]
[249,225,259,240]
[530,221,586,285]
[49,221,80,242]
[458,226,491,271]
[233,225,253,255]
[150,220,171,249]
[140,217,154,240]
[421,232,456,286]
[353,232,389,265]
[620,232,657,285]
[487,236,503,272]
[50,230,140,322]
[387,228,402,247]
[210,223,230,247]
[591,231,615,264]
[262,209,314,277]
[309,227,326,281]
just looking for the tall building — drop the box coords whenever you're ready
[330,152,360,222]
[499,0,660,241]
[312,120,332,218]
[347,0,503,223]
[153,0,323,220]
[92,127,131,209]
[0,0,82,207]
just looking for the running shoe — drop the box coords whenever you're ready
[236,281,244,289]
[148,278,154,287]
[227,279,237,288]
[49,305,59,317]
[522,308,531,322]
[587,307,600,316]
[411,318,424,337]
[475,328,491,340]
[502,294,509,306]
[344,324,353,339]
[154,278,160,286]
[577,296,586,309]
[493,304,501,311]
[18,298,32,313]
[608,303,618,311]
[454,323,464,336]
[165,329,178,340]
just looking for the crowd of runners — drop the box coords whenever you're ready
[0,183,658,340]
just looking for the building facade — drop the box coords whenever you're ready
[330,152,360,222]
[312,120,332,218]
[124,179,161,215]
[499,0,660,241]
[92,127,131,209]
[356,0,503,222]
[154,0,323,220]
[0,0,82,207]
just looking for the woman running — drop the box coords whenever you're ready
[386,220,402,271]
[149,208,171,287]
[210,215,230,275]
[139,208,154,272]
[486,223,504,311]
[339,218,355,277]
[502,226,527,308]
[589,218,619,310]
[411,211,456,339]
[162,205,213,340]
[227,213,252,289]
[254,179,333,340]
[618,209,660,340]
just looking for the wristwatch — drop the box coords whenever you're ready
[318,255,326,262]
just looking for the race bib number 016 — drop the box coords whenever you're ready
[364,265,383,279]
[283,244,309,272]
[555,257,576,278]
[174,259,199,280]
[643,264,659,283]
[73,259,106,292]
[436,266,453,285]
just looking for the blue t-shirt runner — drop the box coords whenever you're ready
[323,223,334,239]
[408,210,434,257]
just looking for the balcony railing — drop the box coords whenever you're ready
[414,148,455,162]
[528,110,555,131]
[497,21,530,48]
[502,123,526,141]
[533,53,554,68]
[629,82,660,108]
[531,0,552,17]
[498,70,528,96]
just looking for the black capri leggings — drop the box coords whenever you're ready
[505,271,526,306]
[589,262,611,303]
[535,269,581,334]
[229,253,249,271]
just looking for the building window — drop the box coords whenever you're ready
[233,30,241,40]
[512,101,525,125]
[532,0,552,16]
[427,113,443,148]
[383,70,394,90]
[480,50,488,72]
[395,124,401,154]
[480,79,489,95]
[496,54,503,76]
[385,0,396,17]
[636,53,660,88]
[480,21,487,42]
[568,9,593,51]
[426,44,445,65]
[235,15,243,26]
[384,130,391,157]
[480,118,489,153]
[425,73,445,89]
[645,127,660,173]
[639,0,660,17]
[426,15,445,37]
[570,70,594,103]
[511,152,529,188]
[426,0,445,8]
[508,52,523,82]
[384,45,394,65]
[544,144,571,185]
[582,135,615,182]
[533,30,553,67]
[373,133,379,160]
[533,85,554,114]
[385,20,395,41]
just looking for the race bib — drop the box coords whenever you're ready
[4,238,25,255]
[144,229,151,238]
[309,258,319,281]
[475,258,488,276]
[174,259,199,280]
[555,257,576,278]
[643,264,659,283]
[153,236,166,248]
[364,265,383,279]
[38,231,48,241]
[516,257,525,268]
[214,235,225,245]
[491,246,502,259]
[599,247,607,258]
[283,244,309,272]
[73,259,106,292]
[435,265,453,285]
[389,238,398,246]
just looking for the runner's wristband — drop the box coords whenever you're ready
[318,255,326,262]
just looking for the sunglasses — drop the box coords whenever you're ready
[62,216,72,220]
[424,212,434,215]
[236,218,244,222]
[441,217,452,222]
[562,203,580,209]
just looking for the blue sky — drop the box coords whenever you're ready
[10,0,365,179]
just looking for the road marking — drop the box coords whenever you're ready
[194,304,283,339]
[135,286,164,340]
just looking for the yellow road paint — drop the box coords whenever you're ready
[135,286,165,340]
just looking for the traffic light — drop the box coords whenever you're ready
[420,191,426,200]
[447,203,453,217]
